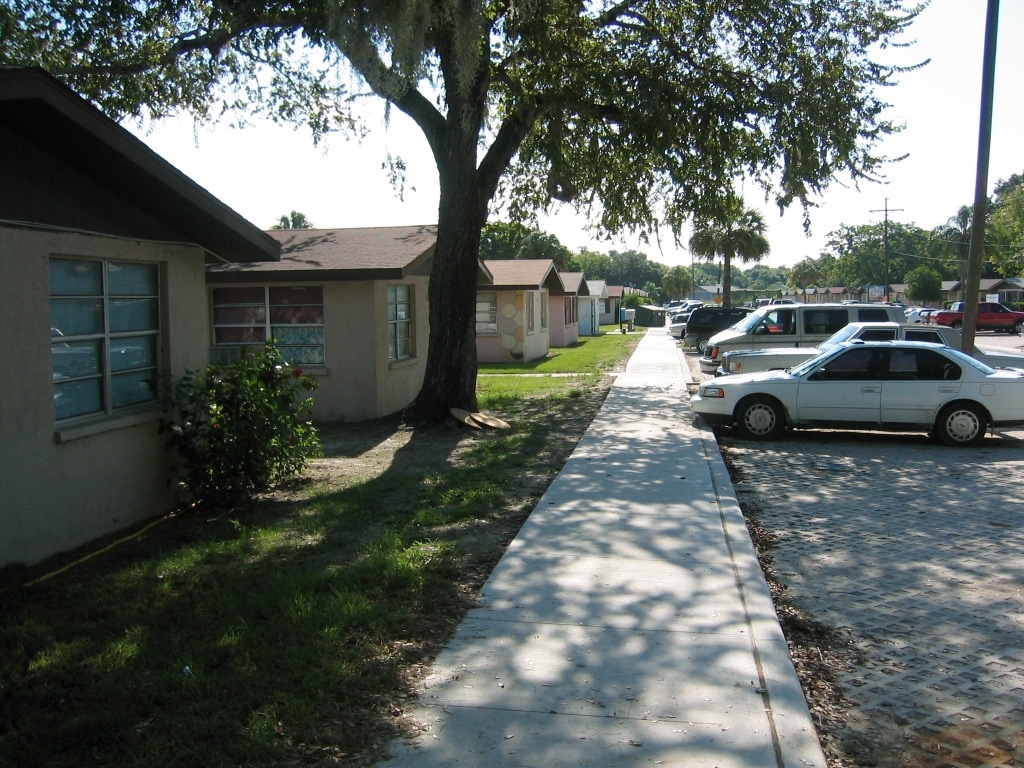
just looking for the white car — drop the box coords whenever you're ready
[691,341,1024,446]
[716,322,1024,376]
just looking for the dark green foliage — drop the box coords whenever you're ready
[163,345,321,509]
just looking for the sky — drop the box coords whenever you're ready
[129,0,1023,271]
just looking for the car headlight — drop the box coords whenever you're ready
[700,385,726,398]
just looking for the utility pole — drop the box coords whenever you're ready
[962,0,1000,355]
[870,198,904,302]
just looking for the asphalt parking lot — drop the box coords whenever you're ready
[683,337,1024,767]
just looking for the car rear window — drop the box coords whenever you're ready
[857,308,894,322]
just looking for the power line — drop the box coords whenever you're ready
[870,198,904,300]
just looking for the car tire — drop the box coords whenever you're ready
[1014,319,1024,335]
[697,337,710,354]
[935,402,987,447]
[951,320,963,331]
[734,395,785,440]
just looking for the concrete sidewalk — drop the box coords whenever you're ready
[384,328,825,767]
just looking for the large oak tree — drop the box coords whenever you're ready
[2,0,922,421]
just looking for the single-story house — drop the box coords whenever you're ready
[549,271,589,347]
[600,285,623,325]
[0,68,279,567]
[206,226,435,422]
[476,259,562,363]
[581,280,607,336]
[945,278,1024,305]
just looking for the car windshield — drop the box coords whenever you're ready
[818,324,861,350]
[788,345,847,377]
[733,308,771,333]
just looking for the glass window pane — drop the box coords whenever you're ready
[271,326,323,345]
[215,327,266,344]
[50,259,101,296]
[270,305,323,324]
[109,298,158,332]
[213,305,266,324]
[110,336,156,372]
[111,369,157,408]
[213,286,266,304]
[108,262,157,296]
[51,298,103,336]
[54,378,102,419]
[278,346,325,366]
[270,286,322,305]
[52,340,101,379]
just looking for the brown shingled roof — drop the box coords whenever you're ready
[482,259,565,293]
[206,225,436,282]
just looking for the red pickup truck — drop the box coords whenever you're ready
[929,302,1024,334]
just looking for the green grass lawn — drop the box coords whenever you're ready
[0,329,638,768]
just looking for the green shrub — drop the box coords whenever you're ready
[163,344,322,509]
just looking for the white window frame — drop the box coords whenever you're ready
[540,290,548,330]
[476,292,498,335]
[525,291,536,333]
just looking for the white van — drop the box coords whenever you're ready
[698,303,905,374]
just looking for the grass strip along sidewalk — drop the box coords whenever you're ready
[0,328,638,768]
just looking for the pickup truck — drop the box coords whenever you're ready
[715,322,1024,376]
[928,302,1024,334]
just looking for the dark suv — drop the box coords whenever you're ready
[682,306,753,353]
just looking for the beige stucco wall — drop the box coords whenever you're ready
[0,227,209,567]
[209,276,431,423]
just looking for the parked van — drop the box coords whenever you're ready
[698,303,905,374]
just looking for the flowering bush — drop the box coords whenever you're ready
[163,344,321,509]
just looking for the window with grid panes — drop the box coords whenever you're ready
[49,258,160,421]
[211,286,324,366]
[476,292,498,334]
[387,284,413,361]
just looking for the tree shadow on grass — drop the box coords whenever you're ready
[0,391,607,768]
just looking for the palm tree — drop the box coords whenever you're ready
[788,259,820,302]
[931,206,972,295]
[689,200,770,307]
[271,211,314,230]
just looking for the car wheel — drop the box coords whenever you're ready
[697,337,710,354]
[935,402,987,447]
[951,320,963,331]
[734,395,785,440]
[1014,319,1024,335]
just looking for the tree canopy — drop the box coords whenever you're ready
[3,0,924,421]
[689,199,771,307]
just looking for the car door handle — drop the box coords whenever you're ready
[938,386,959,392]
[860,386,881,393]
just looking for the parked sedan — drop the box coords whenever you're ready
[691,341,1024,446]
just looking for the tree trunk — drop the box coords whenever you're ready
[406,129,491,424]
[722,253,733,307]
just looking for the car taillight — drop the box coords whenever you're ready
[710,346,719,359]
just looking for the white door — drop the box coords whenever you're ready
[795,347,885,424]
[881,348,961,425]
